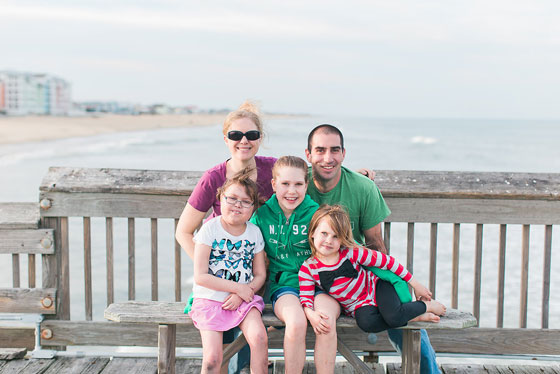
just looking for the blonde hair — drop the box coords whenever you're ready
[308,205,355,258]
[272,156,309,184]
[216,167,260,213]
[223,100,264,138]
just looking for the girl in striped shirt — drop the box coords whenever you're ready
[298,205,446,333]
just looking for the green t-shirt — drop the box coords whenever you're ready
[307,166,391,243]
[307,166,412,303]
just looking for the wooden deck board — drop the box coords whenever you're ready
[441,363,487,374]
[41,357,110,374]
[1,357,558,374]
[0,358,54,373]
[484,364,514,374]
[99,358,156,374]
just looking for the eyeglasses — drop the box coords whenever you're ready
[227,130,261,141]
[223,195,254,208]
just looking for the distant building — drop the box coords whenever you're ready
[0,71,72,115]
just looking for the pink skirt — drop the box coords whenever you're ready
[189,295,264,331]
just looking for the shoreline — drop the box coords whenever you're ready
[0,113,300,145]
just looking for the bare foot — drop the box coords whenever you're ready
[425,299,446,316]
[410,312,440,323]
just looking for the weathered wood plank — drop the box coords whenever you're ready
[38,193,560,223]
[402,330,421,374]
[158,324,176,374]
[497,224,507,328]
[385,198,560,224]
[0,229,55,254]
[174,219,181,302]
[128,218,135,300]
[28,253,36,288]
[99,357,157,374]
[0,348,27,360]
[0,358,54,373]
[40,192,187,218]
[427,328,560,355]
[451,223,460,309]
[84,217,93,321]
[39,168,560,200]
[0,203,39,229]
[40,320,380,350]
[473,224,483,325]
[59,217,70,320]
[40,321,559,355]
[384,221,391,254]
[39,167,201,195]
[12,253,20,288]
[508,365,555,374]
[151,218,158,301]
[520,224,530,328]
[0,327,35,350]
[41,357,110,374]
[41,217,70,321]
[441,363,486,374]
[337,337,374,374]
[104,301,474,329]
[429,223,437,298]
[484,364,514,374]
[0,288,56,314]
[407,223,414,273]
[105,217,114,307]
[542,225,552,328]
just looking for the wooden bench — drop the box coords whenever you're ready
[104,301,476,374]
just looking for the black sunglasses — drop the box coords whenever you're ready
[227,130,261,141]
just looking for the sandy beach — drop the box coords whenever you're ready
[0,113,293,144]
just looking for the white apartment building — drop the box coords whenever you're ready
[0,71,72,115]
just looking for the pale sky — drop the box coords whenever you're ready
[2,0,559,118]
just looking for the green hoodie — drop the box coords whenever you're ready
[251,194,319,296]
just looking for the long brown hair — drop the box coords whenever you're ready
[308,204,355,258]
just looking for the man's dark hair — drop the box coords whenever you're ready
[307,124,344,151]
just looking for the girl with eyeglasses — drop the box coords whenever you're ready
[190,172,268,374]
[176,101,276,373]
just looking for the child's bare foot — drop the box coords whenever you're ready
[411,312,440,323]
[425,299,446,316]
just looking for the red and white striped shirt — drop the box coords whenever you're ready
[298,246,412,316]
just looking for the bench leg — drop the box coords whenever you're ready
[337,337,374,374]
[221,332,248,370]
[158,324,176,374]
[402,329,421,374]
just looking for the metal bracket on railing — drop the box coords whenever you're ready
[30,314,56,359]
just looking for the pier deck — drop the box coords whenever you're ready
[0,357,559,374]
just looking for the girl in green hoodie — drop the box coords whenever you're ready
[252,156,329,374]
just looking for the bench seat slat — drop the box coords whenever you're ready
[104,301,476,330]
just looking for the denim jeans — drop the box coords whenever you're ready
[386,329,441,374]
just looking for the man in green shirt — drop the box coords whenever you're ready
[305,124,441,374]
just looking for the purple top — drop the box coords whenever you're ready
[188,156,277,219]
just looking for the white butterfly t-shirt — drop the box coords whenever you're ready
[193,216,264,302]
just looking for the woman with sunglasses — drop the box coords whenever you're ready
[176,101,276,373]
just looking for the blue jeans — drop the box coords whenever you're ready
[386,329,441,374]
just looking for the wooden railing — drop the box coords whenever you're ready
[2,167,559,356]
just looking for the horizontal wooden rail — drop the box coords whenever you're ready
[0,229,55,254]
[0,288,57,314]
[39,320,560,356]
[385,198,560,224]
[0,203,40,229]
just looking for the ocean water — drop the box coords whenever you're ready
[0,116,558,329]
